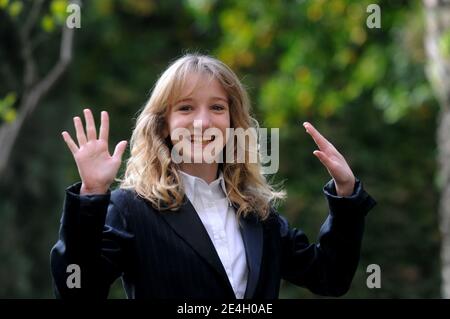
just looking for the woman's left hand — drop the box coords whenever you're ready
[303,122,356,197]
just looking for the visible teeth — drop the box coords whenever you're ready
[191,136,215,142]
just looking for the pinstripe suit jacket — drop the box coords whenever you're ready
[50,179,376,299]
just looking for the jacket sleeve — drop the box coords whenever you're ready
[50,182,134,299]
[279,178,377,297]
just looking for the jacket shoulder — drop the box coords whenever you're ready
[110,187,159,218]
[111,187,139,203]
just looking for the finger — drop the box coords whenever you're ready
[73,116,87,146]
[112,140,128,161]
[303,122,331,151]
[84,108,97,141]
[99,111,109,143]
[61,131,79,155]
[313,150,334,171]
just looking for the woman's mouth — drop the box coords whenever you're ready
[190,135,216,145]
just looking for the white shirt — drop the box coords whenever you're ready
[179,170,248,299]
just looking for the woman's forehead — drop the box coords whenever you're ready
[173,72,228,103]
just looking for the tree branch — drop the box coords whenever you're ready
[19,0,45,90]
[0,1,76,175]
[20,0,45,41]
[24,25,74,118]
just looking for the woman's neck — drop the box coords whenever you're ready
[179,163,219,184]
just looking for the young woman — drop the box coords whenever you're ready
[51,54,376,299]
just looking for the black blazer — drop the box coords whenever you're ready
[50,179,376,299]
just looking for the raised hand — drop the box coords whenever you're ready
[61,109,128,195]
[303,122,355,197]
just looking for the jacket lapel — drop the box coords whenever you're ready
[159,196,235,297]
[240,213,263,299]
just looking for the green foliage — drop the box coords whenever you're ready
[0,92,17,123]
[207,0,435,124]
[41,0,69,33]
[0,0,69,32]
[7,0,23,17]
[439,30,450,58]
[0,0,9,9]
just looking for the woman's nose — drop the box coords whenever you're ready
[194,108,212,129]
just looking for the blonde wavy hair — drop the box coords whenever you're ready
[120,53,285,220]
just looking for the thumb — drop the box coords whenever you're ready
[112,140,128,161]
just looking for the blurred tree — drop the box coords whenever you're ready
[0,0,75,175]
[423,0,450,298]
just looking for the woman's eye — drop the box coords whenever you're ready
[212,104,225,111]
[178,105,192,111]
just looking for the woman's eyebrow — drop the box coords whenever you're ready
[176,96,228,104]
[175,97,194,104]
[210,96,229,103]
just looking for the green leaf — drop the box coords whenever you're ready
[439,30,450,58]
[51,0,68,23]
[0,0,9,10]
[7,0,22,17]
[3,108,17,123]
[41,15,55,33]
[0,92,17,123]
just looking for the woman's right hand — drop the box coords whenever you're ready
[61,109,128,195]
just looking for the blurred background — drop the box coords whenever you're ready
[0,0,448,298]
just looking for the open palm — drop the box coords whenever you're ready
[61,109,128,194]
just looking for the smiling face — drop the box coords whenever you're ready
[166,72,231,164]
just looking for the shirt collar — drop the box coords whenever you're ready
[179,169,232,207]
